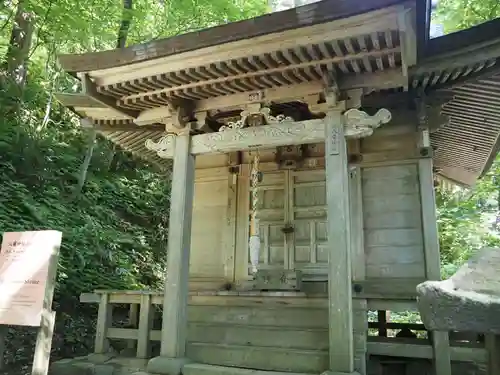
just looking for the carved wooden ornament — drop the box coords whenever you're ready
[144,108,392,159]
[219,107,294,131]
[145,133,176,158]
[343,108,392,138]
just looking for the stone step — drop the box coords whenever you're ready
[185,342,328,373]
[183,363,313,375]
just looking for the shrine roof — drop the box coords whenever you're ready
[54,0,500,186]
[56,0,418,167]
[58,0,413,74]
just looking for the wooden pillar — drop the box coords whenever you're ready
[148,133,195,375]
[377,311,388,337]
[349,139,367,375]
[323,106,357,375]
[137,294,153,358]
[418,128,451,375]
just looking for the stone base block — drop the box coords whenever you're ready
[147,356,191,375]
[184,363,314,375]
[49,355,148,375]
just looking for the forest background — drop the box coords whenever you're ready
[0,0,498,373]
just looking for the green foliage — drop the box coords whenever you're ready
[433,0,500,33]
[0,74,170,370]
[436,158,500,278]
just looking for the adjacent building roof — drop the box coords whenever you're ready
[412,18,500,185]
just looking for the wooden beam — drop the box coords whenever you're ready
[81,74,139,118]
[145,119,327,159]
[80,117,163,132]
[339,68,407,91]
[193,119,328,155]
[146,106,392,160]
[134,81,325,126]
[55,92,107,108]
[63,71,404,129]
[397,3,417,86]
[353,278,424,299]
[118,47,400,104]
[411,38,500,76]
[133,71,404,127]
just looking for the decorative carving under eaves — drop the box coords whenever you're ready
[219,107,294,132]
[145,133,176,158]
[344,108,392,138]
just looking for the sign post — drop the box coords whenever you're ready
[0,230,62,375]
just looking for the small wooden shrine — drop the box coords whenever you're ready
[53,1,500,375]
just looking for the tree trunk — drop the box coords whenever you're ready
[107,0,133,171]
[5,0,35,89]
[72,129,97,199]
[116,0,133,49]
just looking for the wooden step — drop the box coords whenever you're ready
[186,342,329,373]
[188,305,328,328]
[183,363,313,375]
[188,323,329,350]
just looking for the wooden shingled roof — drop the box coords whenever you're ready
[54,0,500,186]
[412,18,500,185]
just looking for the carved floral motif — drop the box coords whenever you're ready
[144,133,176,158]
[218,107,294,132]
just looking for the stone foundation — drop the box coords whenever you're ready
[49,353,148,375]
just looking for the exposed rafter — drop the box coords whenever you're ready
[81,74,139,118]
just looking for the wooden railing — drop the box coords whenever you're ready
[81,290,163,358]
[81,289,490,366]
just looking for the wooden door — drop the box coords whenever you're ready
[252,170,288,272]
[290,169,328,279]
[250,168,328,280]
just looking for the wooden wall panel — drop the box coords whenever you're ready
[189,172,230,279]
[362,163,426,279]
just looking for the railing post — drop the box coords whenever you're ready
[94,293,112,354]
[126,303,139,354]
[137,294,153,358]
[486,334,500,375]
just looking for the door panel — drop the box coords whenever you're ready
[252,171,287,272]
[247,168,328,279]
[291,170,328,278]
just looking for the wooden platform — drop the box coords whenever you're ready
[72,289,488,375]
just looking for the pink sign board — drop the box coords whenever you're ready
[0,231,62,327]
